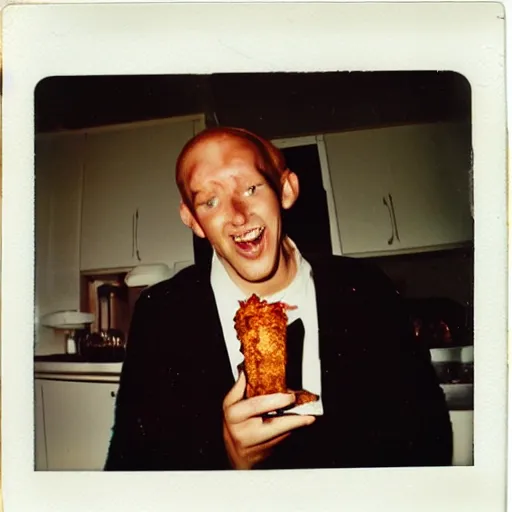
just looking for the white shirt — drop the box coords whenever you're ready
[210,239,324,415]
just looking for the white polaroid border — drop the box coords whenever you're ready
[2,2,507,512]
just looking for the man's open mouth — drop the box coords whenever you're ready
[232,227,264,243]
[232,227,265,252]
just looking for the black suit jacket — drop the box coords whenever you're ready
[105,255,453,470]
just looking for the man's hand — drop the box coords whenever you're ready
[222,371,316,469]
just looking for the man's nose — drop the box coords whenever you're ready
[229,198,249,226]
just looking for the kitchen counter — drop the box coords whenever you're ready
[34,355,474,409]
[33,357,473,466]
[35,355,122,382]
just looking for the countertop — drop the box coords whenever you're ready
[34,355,122,382]
[34,355,474,409]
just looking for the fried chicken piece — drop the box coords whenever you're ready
[235,294,288,397]
[294,390,319,406]
[234,294,318,406]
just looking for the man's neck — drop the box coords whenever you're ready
[223,237,298,298]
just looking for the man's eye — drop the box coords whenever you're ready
[205,197,219,208]
[244,185,257,197]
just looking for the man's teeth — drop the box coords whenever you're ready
[233,227,264,243]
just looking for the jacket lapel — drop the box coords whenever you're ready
[308,256,337,353]
[307,256,346,412]
[191,264,235,397]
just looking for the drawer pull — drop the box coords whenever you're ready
[382,195,395,245]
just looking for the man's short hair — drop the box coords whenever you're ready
[175,126,286,208]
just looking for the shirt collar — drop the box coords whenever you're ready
[210,237,310,303]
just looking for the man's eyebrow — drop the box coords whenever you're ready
[189,188,213,203]
[189,190,201,202]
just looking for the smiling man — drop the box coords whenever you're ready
[105,126,453,471]
[176,129,299,296]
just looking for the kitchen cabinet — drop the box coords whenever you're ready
[80,115,205,272]
[35,132,84,352]
[33,363,472,469]
[36,378,119,470]
[324,122,473,256]
[450,410,473,466]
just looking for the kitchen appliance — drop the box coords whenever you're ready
[405,298,474,465]
[40,311,94,355]
[124,263,173,288]
[460,346,474,384]
[80,284,127,362]
[430,347,461,384]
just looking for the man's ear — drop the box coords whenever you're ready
[280,170,300,210]
[179,201,206,238]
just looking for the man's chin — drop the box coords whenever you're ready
[235,261,280,285]
[218,244,280,286]
[239,271,274,285]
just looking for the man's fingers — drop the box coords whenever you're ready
[225,392,296,424]
[246,415,316,447]
[223,371,246,409]
[240,432,291,465]
[245,432,290,454]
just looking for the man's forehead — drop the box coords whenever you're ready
[181,135,261,182]
[184,134,259,164]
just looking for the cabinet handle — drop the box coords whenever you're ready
[388,193,400,242]
[110,391,116,398]
[135,209,141,262]
[382,196,395,245]
[131,213,135,258]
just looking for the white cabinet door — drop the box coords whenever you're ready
[35,132,84,352]
[80,116,203,272]
[34,380,48,470]
[42,380,119,470]
[324,122,473,256]
[35,132,84,314]
[324,129,396,255]
[386,123,473,251]
[132,120,200,268]
[80,127,138,270]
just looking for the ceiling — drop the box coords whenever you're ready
[35,71,471,138]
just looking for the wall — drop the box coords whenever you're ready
[371,247,473,306]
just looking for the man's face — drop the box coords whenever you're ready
[179,136,295,285]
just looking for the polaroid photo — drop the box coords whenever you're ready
[1,2,508,512]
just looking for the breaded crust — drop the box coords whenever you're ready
[234,294,318,406]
